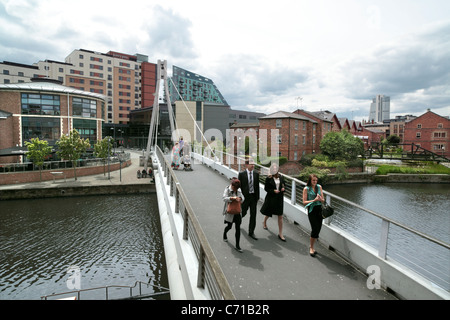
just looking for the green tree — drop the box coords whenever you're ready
[94,137,113,176]
[24,138,52,181]
[320,130,364,161]
[56,129,90,181]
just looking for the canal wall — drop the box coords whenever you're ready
[0,183,155,201]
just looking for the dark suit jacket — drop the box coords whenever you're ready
[238,169,260,200]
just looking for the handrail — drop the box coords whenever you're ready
[155,146,235,300]
[40,281,170,300]
[202,148,450,250]
[193,147,450,291]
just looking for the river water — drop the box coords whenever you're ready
[324,183,450,291]
[0,194,168,300]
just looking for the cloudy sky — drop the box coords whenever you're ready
[1,0,449,121]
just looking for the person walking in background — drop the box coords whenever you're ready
[222,178,244,252]
[179,136,184,157]
[303,174,324,257]
[238,157,260,240]
[260,163,286,241]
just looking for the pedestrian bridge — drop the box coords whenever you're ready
[152,146,449,300]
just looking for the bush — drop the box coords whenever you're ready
[298,166,331,184]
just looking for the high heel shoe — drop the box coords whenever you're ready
[263,223,268,230]
[309,247,317,257]
[278,235,286,242]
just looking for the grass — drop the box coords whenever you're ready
[375,164,450,175]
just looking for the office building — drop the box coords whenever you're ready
[369,95,390,123]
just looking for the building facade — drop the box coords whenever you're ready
[403,109,449,158]
[1,49,157,125]
[168,66,229,106]
[369,94,390,123]
[259,111,318,161]
[0,78,106,164]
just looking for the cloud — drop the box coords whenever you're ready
[141,5,198,64]
[339,22,450,115]
[210,54,310,111]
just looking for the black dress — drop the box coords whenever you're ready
[260,175,285,217]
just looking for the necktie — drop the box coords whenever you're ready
[249,171,254,193]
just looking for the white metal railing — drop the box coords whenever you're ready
[192,147,450,293]
[155,146,235,300]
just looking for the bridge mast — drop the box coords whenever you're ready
[144,60,178,171]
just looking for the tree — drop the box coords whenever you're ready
[320,130,364,161]
[25,138,52,181]
[56,129,90,181]
[94,137,113,176]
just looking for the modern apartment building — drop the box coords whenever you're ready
[168,65,229,106]
[369,94,390,123]
[1,49,157,125]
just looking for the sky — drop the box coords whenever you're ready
[1,0,449,121]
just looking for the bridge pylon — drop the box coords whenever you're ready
[144,60,178,171]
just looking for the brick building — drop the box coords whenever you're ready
[403,109,449,158]
[0,78,106,164]
[259,111,319,161]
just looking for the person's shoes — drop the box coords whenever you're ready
[249,233,258,240]
[309,248,317,257]
[262,223,268,230]
[235,246,243,253]
[278,235,286,242]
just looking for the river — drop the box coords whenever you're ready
[0,194,169,300]
[324,182,449,291]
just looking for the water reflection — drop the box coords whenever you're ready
[0,194,168,300]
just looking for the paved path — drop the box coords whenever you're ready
[0,150,151,191]
[173,158,396,300]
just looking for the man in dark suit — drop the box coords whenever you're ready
[238,157,260,240]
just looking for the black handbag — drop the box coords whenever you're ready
[321,202,334,219]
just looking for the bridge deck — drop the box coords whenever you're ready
[172,158,395,300]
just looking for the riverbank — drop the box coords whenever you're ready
[324,172,450,185]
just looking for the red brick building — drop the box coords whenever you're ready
[0,78,106,164]
[403,109,449,158]
[259,111,319,161]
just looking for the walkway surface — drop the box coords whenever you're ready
[172,158,396,300]
[0,151,396,300]
[0,150,151,191]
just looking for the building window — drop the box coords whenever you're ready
[277,135,282,144]
[276,119,282,128]
[72,97,97,118]
[21,93,60,116]
[22,117,61,145]
[73,119,97,145]
[294,134,298,145]
[416,132,421,138]
[417,124,422,129]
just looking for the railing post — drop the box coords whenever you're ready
[197,247,205,288]
[175,183,180,213]
[379,219,390,259]
[183,208,189,240]
[291,180,296,205]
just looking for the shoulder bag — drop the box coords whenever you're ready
[321,202,334,219]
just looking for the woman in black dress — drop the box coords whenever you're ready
[260,163,286,241]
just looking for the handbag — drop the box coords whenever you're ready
[321,202,334,219]
[227,199,241,215]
